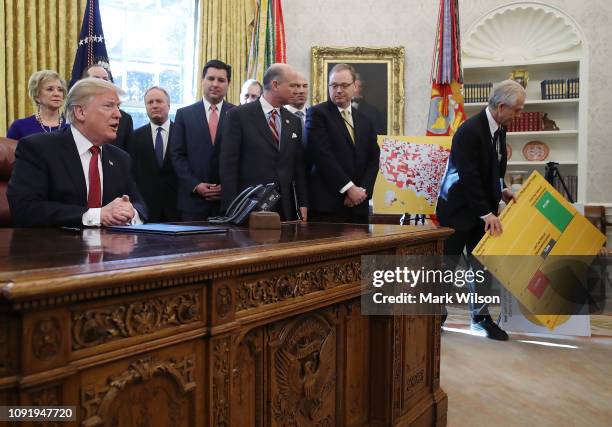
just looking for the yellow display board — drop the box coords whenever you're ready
[474,171,606,330]
[373,136,451,214]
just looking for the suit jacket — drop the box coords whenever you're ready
[220,99,308,221]
[169,100,235,217]
[128,122,178,222]
[7,127,147,227]
[111,110,133,151]
[436,108,507,231]
[305,99,380,217]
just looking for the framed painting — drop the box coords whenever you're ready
[310,46,405,135]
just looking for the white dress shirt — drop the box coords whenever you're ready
[203,98,224,123]
[71,126,142,227]
[482,106,506,219]
[150,119,171,159]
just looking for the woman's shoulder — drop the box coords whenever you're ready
[7,115,37,139]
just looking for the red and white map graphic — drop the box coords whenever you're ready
[379,138,450,206]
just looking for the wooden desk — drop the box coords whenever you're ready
[0,223,452,426]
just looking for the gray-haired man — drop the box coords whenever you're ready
[436,79,525,340]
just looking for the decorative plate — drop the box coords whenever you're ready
[507,144,512,160]
[522,140,549,161]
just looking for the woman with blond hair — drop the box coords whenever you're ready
[7,70,68,139]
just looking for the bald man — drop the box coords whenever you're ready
[220,63,308,221]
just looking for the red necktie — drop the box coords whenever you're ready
[268,109,279,143]
[88,146,102,208]
[208,104,219,144]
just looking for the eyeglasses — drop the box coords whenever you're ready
[328,82,354,90]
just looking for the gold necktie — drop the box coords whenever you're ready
[341,109,355,143]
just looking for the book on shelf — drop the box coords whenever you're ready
[507,112,544,132]
[540,78,579,100]
[464,82,493,103]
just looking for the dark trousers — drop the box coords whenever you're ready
[444,224,492,318]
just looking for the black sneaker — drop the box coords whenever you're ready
[470,315,509,341]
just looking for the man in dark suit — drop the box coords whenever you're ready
[436,79,525,340]
[220,63,308,221]
[305,63,379,224]
[8,78,147,227]
[83,64,133,151]
[170,60,235,221]
[128,86,178,222]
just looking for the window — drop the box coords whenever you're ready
[101,0,199,128]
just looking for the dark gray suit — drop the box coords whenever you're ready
[220,99,308,221]
[169,100,235,219]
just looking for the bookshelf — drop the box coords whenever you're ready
[461,3,586,202]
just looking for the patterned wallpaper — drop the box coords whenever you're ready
[283,0,612,203]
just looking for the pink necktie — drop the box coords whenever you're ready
[208,104,219,144]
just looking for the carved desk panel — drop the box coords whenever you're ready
[0,223,451,426]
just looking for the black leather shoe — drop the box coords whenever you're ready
[470,316,509,341]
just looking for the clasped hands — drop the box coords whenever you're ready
[344,185,367,208]
[101,195,136,226]
[195,182,221,200]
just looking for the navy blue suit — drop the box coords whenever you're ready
[7,127,147,227]
[305,99,379,223]
[436,108,507,317]
[169,100,234,219]
[128,122,178,222]
[436,108,507,232]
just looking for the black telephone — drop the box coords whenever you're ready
[209,183,281,225]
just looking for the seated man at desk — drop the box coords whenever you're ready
[7,78,147,227]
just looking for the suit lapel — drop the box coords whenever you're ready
[214,103,231,146]
[143,124,160,169]
[101,147,117,205]
[60,128,88,205]
[192,101,213,147]
[162,122,174,169]
[279,108,295,155]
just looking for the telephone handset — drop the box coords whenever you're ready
[209,183,281,225]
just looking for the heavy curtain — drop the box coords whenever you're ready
[198,0,256,104]
[0,0,86,135]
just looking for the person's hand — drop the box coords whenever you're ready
[101,195,135,226]
[299,207,308,222]
[483,213,503,236]
[195,183,221,200]
[344,185,367,207]
[502,188,517,204]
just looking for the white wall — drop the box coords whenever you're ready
[283,0,612,203]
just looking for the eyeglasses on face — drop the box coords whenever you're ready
[328,82,354,90]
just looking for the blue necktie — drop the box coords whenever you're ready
[154,127,164,167]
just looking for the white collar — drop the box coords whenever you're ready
[203,98,224,112]
[284,104,307,115]
[485,106,500,137]
[259,94,280,116]
[71,125,100,155]
[150,119,170,133]
[337,104,353,116]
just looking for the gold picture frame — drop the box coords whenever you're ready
[311,46,405,135]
